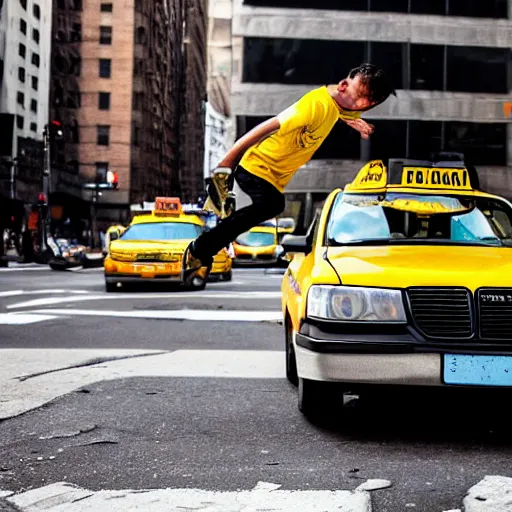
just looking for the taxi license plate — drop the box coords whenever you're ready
[444,354,512,386]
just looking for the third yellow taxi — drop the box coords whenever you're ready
[281,153,512,418]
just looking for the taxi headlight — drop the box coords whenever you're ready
[307,285,406,323]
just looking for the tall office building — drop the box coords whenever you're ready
[0,0,52,227]
[230,0,512,227]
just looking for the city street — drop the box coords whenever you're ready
[1,266,512,511]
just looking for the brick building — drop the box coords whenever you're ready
[49,0,208,237]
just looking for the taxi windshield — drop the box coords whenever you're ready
[327,193,512,247]
[236,231,276,247]
[120,222,202,241]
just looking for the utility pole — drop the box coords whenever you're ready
[41,124,51,252]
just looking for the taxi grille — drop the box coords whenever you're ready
[478,288,512,340]
[407,287,473,339]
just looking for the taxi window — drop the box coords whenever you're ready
[235,231,276,247]
[120,222,202,241]
[327,193,512,247]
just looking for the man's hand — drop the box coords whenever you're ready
[342,118,375,140]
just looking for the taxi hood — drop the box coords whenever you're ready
[326,244,512,291]
[110,239,190,252]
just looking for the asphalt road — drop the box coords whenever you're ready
[1,264,512,511]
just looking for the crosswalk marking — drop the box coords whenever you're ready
[25,308,282,322]
[4,481,372,512]
[7,291,281,310]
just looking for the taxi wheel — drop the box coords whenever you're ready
[285,317,298,386]
[222,270,232,281]
[298,378,343,419]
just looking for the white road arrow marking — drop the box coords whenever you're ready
[4,481,372,511]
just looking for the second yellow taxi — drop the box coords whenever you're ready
[104,197,232,291]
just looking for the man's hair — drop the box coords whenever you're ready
[348,63,397,104]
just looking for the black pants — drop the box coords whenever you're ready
[193,166,285,261]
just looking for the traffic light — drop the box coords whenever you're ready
[107,170,119,189]
[49,120,64,141]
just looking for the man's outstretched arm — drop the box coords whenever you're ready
[217,117,281,170]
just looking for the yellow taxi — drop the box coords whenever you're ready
[104,197,232,292]
[232,224,280,265]
[281,153,512,418]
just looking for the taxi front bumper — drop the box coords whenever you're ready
[295,340,442,386]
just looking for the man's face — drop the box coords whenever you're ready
[336,75,377,111]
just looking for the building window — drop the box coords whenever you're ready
[100,2,113,11]
[243,38,365,84]
[97,125,110,145]
[72,0,82,10]
[33,3,41,19]
[30,99,37,113]
[99,25,112,44]
[369,42,403,90]
[132,124,140,146]
[132,92,143,110]
[71,22,82,41]
[31,52,40,67]
[98,92,111,110]
[20,0,27,9]
[30,122,37,132]
[19,43,26,58]
[410,44,444,91]
[135,26,146,44]
[17,91,24,107]
[18,67,25,83]
[408,121,443,160]
[444,122,507,166]
[368,120,408,163]
[20,19,27,35]
[446,46,509,94]
[31,76,38,90]
[16,115,24,130]
[99,59,111,78]
[95,162,109,182]
[368,0,408,13]
[32,28,40,43]
[449,0,507,19]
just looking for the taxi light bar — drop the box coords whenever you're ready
[154,197,183,216]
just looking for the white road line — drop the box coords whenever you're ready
[5,481,372,512]
[8,291,281,309]
[26,308,283,322]
[0,349,285,418]
[0,313,58,325]
[0,290,23,297]
[0,266,49,272]
[0,289,91,299]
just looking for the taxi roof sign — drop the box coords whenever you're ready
[345,154,480,194]
[154,197,183,215]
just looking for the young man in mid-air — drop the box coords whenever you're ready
[183,63,396,284]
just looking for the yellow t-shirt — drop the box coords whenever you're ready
[239,86,361,192]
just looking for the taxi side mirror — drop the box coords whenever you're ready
[110,231,119,241]
[281,234,311,255]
